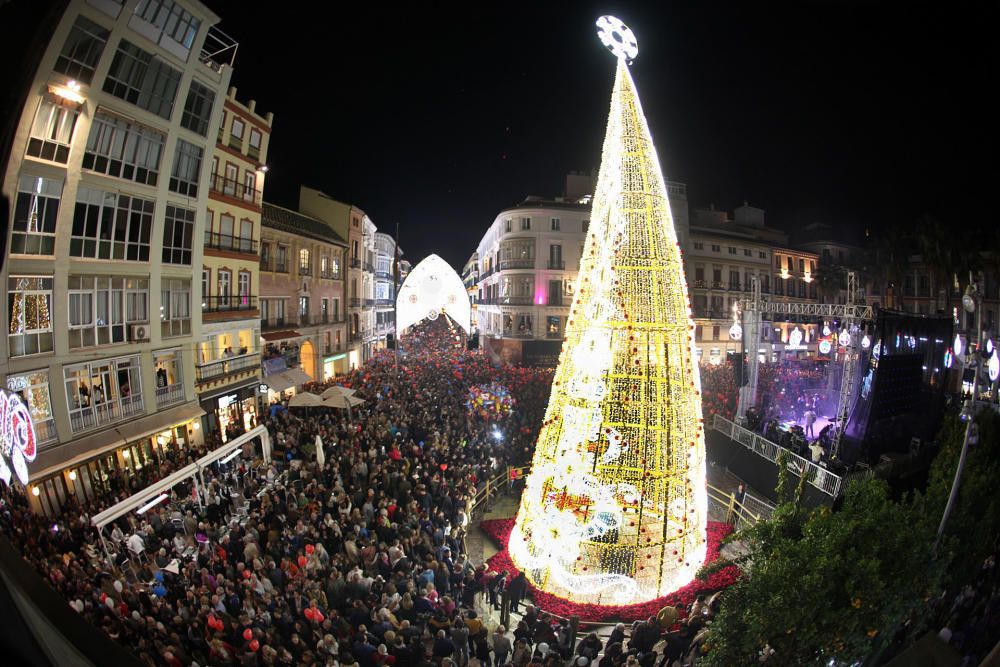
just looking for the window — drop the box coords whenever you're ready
[161,204,194,265]
[351,240,359,259]
[694,267,704,283]
[729,271,740,289]
[153,349,183,406]
[761,274,770,293]
[27,99,79,163]
[711,244,720,252]
[217,270,231,304]
[695,325,703,341]
[331,256,341,278]
[67,276,148,348]
[201,269,209,301]
[774,276,784,296]
[321,255,330,277]
[728,246,736,255]
[744,248,752,257]
[82,111,164,186]
[71,188,153,261]
[6,371,57,445]
[7,277,54,357]
[64,354,143,434]
[54,15,109,84]
[787,257,793,271]
[299,248,311,274]
[321,298,329,322]
[133,0,201,53]
[243,170,256,202]
[260,243,270,267]
[180,79,215,135]
[11,175,61,255]
[520,217,531,231]
[582,220,589,234]
[759,251,767,259]
[276,245,287,271]
[799,259,805,273]
[160,278,190,337]
[103,40,181,119]
[551,217,560,231]
[169,139,202,196]
[238,271,250,305]
[693,242,704,250]
[504,219,512,233]
[712,325,720,340]
[775,255,782,268]
[230,117,245,148]
[248,128,262,159]
[298,296,309,318]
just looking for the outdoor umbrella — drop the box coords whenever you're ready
[288,392,324,408]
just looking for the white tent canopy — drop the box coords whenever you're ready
[288,392,324,408]
[91,426,270,532]
[395,254,471,336]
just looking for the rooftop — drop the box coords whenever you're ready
[262,202,347,246]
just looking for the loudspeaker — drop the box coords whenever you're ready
[386,333,396,349]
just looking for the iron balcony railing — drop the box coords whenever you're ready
[209,173,262,205]
[375,298,394,307]
[196,352,260,383]
[298,265,312,276]
[375,270,392,280]
[298,314,311,326]
[499,258,535,270]
[349,258,362,268]
[155,383,185,408]
[203,296,257,312]
[547,260,565,270]
[204,231,258,254]
[504,330,534,338]
[68,394,145,435]
[349,298,362,308]
[261,259,289,273]
[364,298,375,307]
[260,317,286,329]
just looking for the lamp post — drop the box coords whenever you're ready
[935,277,983,550]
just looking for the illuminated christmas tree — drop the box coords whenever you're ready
[509,17,707,605]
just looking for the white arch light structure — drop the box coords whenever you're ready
[395,254,472,337]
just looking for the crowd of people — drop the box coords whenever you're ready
[0,316,560,666]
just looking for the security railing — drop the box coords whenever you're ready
[712,414,844,496]
[195,353,260,382]
[204,231,258,254]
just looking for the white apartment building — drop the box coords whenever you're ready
[685,204,821,364]
[474,177,689,366]
[0,0,236,514]
[373,231,399,346]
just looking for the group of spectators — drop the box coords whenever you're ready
[0,316,560,666]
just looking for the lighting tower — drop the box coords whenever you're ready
[508,16,708,605]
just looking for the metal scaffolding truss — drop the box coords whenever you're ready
[736,272,873,457]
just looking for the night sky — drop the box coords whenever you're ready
[5,1,997,271]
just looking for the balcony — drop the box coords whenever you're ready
[364,298,375,307]
[155,383,184,408]
[261,259,289,273]
[363,262,375,272]
[546,330,564,339]
[504,331,535,339]
[204,231,258,255]
[499,258,535,270]
[730,282,741,291]
[319,270,340,280]
[260,317,287,330]
[711,281,726,289]
[298,313,311,326]
[196,352,260,383]
[203,295,258,313]
[350,258,362,269]
[68,394,145,435]
[694,280,707,289]
[350,333,363,342]
[200,25,238,73]
[209,173,262,206]
[375,298,394,307]
[349,297,362,308]
[376,270,392,280]
[547,260,566,270]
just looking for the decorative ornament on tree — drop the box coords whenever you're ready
[509,18,707,606]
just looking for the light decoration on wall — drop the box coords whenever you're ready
[861,335,871,350]
[989,348,999,383]
[819,339,833,354]
[509,18,707,606]
[729,302,742,340]
[822,323,831,337]
[786,327,806,351]
[953,334,963,357]
[395,254,471,336]
[838,330,852,347]
[0,389,37,487]
[944,348,953,369]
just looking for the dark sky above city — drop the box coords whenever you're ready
[4,1,996,271]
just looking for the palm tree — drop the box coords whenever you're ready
[871,223,913,312]
[814,261,846,302]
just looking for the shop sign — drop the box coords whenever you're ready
[217,394,238,409]
[324,354,346,363]
[259,384,269,393]
[0,389,36,486]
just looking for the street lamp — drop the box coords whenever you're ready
[936,277,983,550]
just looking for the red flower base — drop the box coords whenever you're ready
[480,519,741,623]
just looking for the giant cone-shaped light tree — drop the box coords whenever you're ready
[509,17,707,606]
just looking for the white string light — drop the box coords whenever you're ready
[510,30,707,605]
